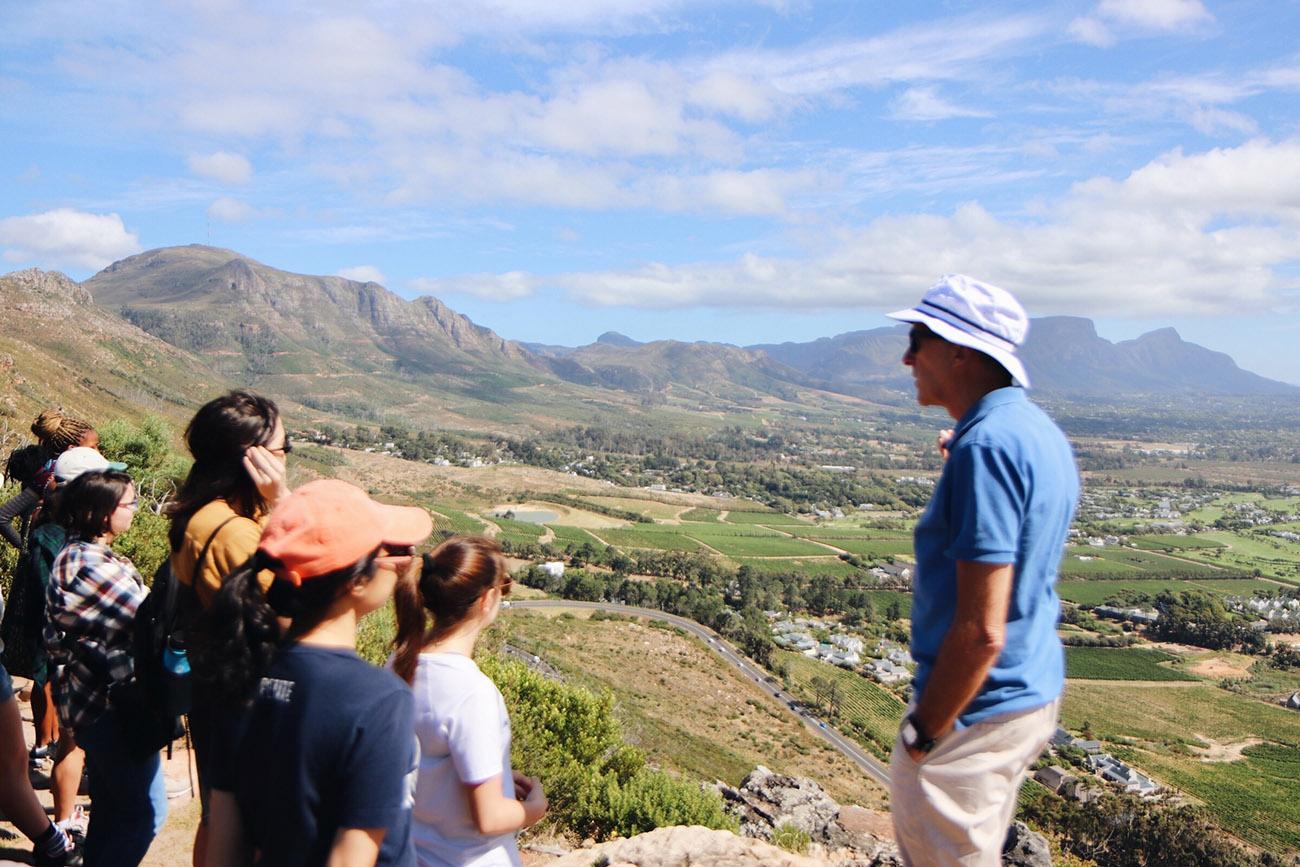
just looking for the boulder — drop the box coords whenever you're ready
[1002,820,1052,867]
[543,825,831,867]
[713,766,899,864]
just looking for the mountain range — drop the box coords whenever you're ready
[2,245,1294,436]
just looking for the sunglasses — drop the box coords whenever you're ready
[498,578,513,597]
[266,440,294,456]
[907,327,941,356]
[378,545,416,560]
[117,499,139,511]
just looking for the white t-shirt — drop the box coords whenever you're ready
[410,652,520,867]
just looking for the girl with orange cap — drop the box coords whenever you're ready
[202,479,432,867]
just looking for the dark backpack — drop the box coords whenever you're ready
[111,517,236,757]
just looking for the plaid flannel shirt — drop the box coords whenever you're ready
[44,539,146,731]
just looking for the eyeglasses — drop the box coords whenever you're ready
[907,327,941,356]
[117,499,139,511]
[267,440,294,456]
[377,545,416,561]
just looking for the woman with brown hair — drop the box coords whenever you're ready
[391,537,547,867]
[164,390,289,866]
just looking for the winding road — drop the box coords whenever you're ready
[505,598,892,787]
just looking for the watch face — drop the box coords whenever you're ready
[901,719,918,747]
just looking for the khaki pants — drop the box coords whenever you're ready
[889,700,1059,867]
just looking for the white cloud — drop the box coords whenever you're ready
[337,265,386,284]
[1067,17,1114,47]
[187,150,253,184]
[1096,0,1212,31]
[207,197,255,222]
[709,14,1049,96]
[889,86,988,121]
[554,139,1300,317]
[0,209,141,270]
[411,271,537,301]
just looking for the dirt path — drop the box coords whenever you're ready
[469,511,501,538]
[538,525,556,545]
[718,510,730,523]
[1189,734,1263,762]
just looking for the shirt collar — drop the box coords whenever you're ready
[951,386,1025,446]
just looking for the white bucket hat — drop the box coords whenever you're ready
[887,274,1031,388]
[53,446,127,482]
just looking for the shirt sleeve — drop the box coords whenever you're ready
[944,442,1024,564]
[336,686,416,830]
[0,487,40,549]
[446,682,509,786]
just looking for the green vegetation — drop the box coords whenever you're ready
[1063,647,1197,681]
[777,651,905,759]
[357,609,734,841]
[771,823,811,854]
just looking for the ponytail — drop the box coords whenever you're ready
[199,548,380,704]
[197,552,281,705]
[391,536,507,685]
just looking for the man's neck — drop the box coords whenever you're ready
[944,379,1011,421]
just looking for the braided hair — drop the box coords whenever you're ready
[31,409,94,456]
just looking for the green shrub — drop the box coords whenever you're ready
[482,654,735,840]
[771,823,811,854]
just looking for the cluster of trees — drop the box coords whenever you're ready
[514,543,910,668]
[1151,590,1269,653]
[1020,790,1287,867]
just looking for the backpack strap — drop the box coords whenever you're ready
[195,515,241,579]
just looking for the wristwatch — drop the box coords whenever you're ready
[900,713,937,754]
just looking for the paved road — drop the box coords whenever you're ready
[505,598,892,787]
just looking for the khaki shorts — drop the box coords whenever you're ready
[889,700,1059,867]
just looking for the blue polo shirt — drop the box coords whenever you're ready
[910,387,1079,727]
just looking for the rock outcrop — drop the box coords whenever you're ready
[544,826,834,867]
[714,766,900,864]
[1001,820,1053,867]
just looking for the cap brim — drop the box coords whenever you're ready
[107,461,128,471]
[371,502,434,546]
[888,307,1031,389]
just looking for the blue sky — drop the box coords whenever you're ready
[2,0,1299,383]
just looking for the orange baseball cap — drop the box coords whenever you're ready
[258,479,433,586]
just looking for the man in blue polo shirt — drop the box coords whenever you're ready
[886,275,1079,866]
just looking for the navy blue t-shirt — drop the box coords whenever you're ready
[211,644,417,867]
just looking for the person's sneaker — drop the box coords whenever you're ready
[31,822,71,866]
[30,740,57,759]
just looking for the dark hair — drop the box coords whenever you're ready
[31,409,94,457]
[166,391,280,552]
[57,470,132,539]
[197,549,377,705]
[392,536,507,684]
[5,444,46,489]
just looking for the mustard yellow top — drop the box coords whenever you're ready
[170,499,268,608]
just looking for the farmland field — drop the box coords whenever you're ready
[546,525,605,547]
[807,537,914,558]
[429,506,489,535]
[1060,682,1300,852]
[684,533,833,557]
[592,527,705,552]
[1063,647,1198,681]
[1058,550,1140,576]
[586,495,686,520]
[732,557,866,578]
[679,507,724,522]
[1129,534,1227,551]
[724,510,811,525]
[777,650,906,759]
